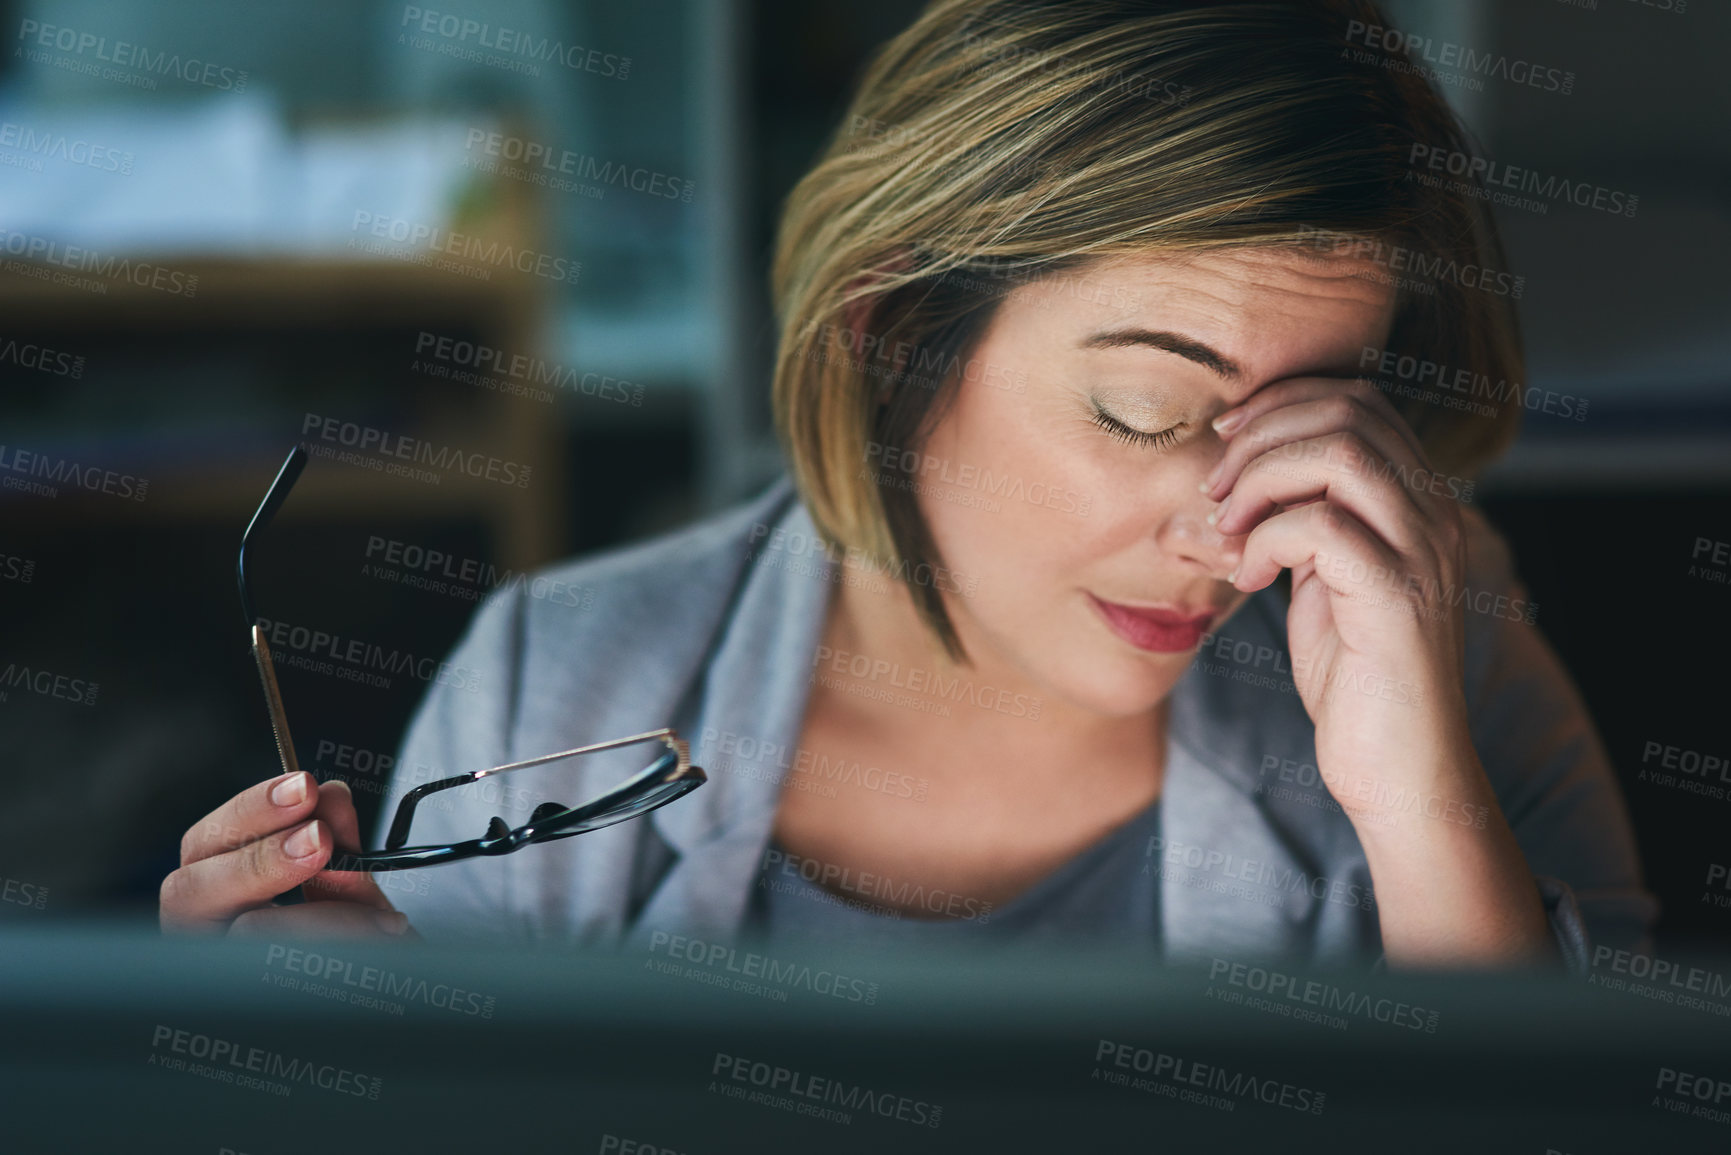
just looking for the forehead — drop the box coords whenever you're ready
[1012,246,1398,392]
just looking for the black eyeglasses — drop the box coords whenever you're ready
[239,445,706,873]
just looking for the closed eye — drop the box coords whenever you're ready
[1091,401,1184,451]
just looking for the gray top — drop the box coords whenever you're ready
[747,796,1164,952]
[375,475,1659,973]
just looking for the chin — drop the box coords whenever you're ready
[1042,646,1186,719]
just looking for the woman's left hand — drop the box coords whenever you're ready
[1200,376,1555,965]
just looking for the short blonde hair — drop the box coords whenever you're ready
[771,0,1525,660]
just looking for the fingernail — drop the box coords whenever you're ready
[1197,478,1211,494]
[376,911,410,936]
[1211,409,1245,436]
[270,772,309,808]
[1207,494,1231,526]
[283,820,322,861]
[1226,567,1240,584]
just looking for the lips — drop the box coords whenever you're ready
[1088,594,1217,653]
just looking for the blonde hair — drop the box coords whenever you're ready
[771,0,1525,660]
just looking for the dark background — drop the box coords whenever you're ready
[0,0,1726,957]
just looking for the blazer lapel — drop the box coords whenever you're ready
[624,500,831,944]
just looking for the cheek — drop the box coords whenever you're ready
[913,381,1115,596]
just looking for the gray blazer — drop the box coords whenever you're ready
[376,477,1658,973]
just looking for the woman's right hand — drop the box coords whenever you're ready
[160,770,413,939]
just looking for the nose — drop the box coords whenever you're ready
[1155,467,1241,581]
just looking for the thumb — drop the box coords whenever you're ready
[302,779,395,911]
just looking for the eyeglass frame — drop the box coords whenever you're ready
[237,444,706,874]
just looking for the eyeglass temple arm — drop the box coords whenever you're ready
[237,445,307,629]
[384,729,685,851]
[250,627,302,780]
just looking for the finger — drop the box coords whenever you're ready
[159,818,333,932]
[1204,390,1427,504]
[229,900,412,940]
[1213,431,1433,554]
[1231,500,1405,597]
[1216,376,1426,457]
[180,770,321,867]
[300,779,394,912]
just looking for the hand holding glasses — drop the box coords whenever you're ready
[237,445,707,875]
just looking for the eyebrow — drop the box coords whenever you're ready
[1079,328,1245,381]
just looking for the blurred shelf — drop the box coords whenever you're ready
[0,255,539,325]
[0,148,569,569]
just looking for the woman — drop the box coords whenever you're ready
[160,0,1655,970]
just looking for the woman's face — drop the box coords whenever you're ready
[913,247,1398,719]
